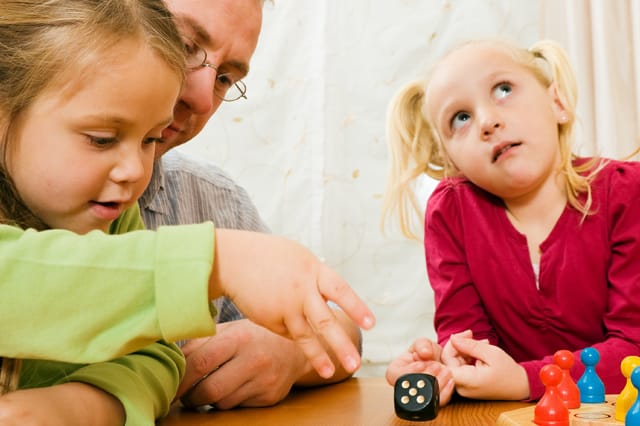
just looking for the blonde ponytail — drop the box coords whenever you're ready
[381,79,445,240]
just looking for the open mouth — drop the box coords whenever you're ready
[89,200,124,221]
[492,142,522,163]
[94,201,118,208]
[89,200,123,213]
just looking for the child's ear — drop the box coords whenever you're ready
[547,83,570,124]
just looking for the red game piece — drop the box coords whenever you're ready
[553,349,580,409]
[534,364,569,426]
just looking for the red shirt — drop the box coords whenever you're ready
[425,159,640,400]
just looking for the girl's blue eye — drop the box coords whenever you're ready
[494,82,512,99]
[451,111,471,131]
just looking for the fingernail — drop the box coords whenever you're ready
[320,364,335,378]
[344,356,358,372]
[362,315,375,329]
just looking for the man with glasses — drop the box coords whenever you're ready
[140,0,362,410]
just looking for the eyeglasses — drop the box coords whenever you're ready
[184,39,247,102]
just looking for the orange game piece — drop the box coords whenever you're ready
[534,364,569,426]
[553,349,580,409]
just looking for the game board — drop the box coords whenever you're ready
[496,395,620,425]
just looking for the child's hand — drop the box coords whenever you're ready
[441,329,478,367]
[447,335,530,400]
[407,336,444,363]
[212,230,375,380]
[0,382,124,426]
[386,338,455,406]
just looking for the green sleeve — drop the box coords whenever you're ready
[59,341,185,426]
[0,208,216,362]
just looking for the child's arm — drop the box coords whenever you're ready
[51,341,185,425]
[209,229,374,379]
[0,223,373,377]
[0,222,217,362]
[0,222,373,378]
[424,184,497,348]
[0,382,124,426]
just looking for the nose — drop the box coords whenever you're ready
[110,145,147,184]
[479,108,503,140]
[180,67,223,115]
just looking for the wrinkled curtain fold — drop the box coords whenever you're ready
[185,1,639,376]
[540,0,640,158]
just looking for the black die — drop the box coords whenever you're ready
[394,373,439,421]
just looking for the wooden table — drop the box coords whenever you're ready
[158,377,530,425]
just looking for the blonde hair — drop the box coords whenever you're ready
[0,0,186,395]
[0,0,186,231]
[381,38,602,240]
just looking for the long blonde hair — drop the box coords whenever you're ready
[381,38,602,240]
[0,0,186,394]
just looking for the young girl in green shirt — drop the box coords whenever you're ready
[0,1,374,424]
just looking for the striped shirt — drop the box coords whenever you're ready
[139,149,271,325]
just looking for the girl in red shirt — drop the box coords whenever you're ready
[382,38,640,405]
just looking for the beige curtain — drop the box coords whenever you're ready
[540,0,640,159]
[184,1,638,377]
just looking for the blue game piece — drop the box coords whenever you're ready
[626,366,640,426]
[576,347,605,403]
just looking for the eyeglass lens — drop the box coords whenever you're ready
[185,42,246,101]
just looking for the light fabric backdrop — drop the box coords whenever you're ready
[180,0,640,377]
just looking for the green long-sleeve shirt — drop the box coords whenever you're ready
[1,204,217,424]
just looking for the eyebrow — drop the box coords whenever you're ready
[83,114,174,129]
[177,15,250,77]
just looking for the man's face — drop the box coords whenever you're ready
[158,0,263,158]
